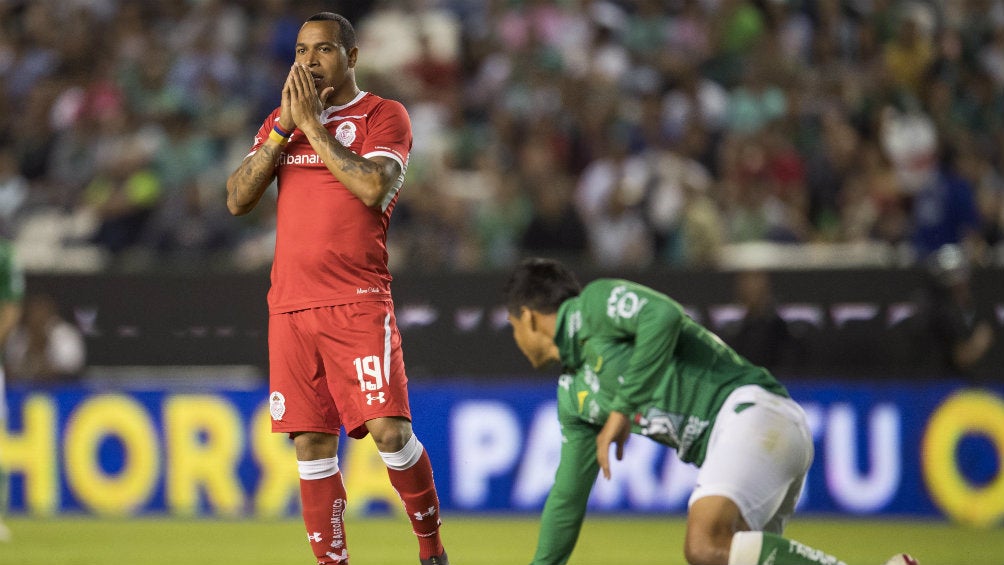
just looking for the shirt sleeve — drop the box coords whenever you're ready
[361,99,412,170]
[588,282,684,416]
[530,413,600,565]
[246,109,281,158]
[0,241,24,303]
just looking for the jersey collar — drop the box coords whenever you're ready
[325,91,367,113]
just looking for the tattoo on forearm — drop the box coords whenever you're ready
[229,144,280,207]
[308,132,379,176]
[242,144,280,183]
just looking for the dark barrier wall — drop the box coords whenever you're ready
[23,268,1004,381]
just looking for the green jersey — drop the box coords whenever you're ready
[0,239,23,421]
[531,279,787,565]
[0,240,24,304]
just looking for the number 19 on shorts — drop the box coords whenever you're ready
[354,355,385,391]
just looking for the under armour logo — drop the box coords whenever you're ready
[413,506,437,521]
[307,532,322,542]
[366,392,386,405]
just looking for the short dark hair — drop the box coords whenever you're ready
[503,258,582,315]
[305,12,357,50]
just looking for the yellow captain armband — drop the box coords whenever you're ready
[269,124,292,144]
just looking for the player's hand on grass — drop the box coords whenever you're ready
[596,411,631,480]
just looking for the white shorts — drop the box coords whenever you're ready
[688,385,813,533]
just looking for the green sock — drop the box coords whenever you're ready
[730,531,848,565]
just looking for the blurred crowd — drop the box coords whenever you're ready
[2,0,1004,274]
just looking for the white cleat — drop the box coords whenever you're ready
[0,520,11,542]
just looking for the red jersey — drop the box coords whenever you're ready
[247,92,412,314]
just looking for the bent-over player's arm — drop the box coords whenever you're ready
[591,282,684,416]
[531,416,601,565]
[0,300,21,346]
[0,243,22,344]
[225,139,285,216]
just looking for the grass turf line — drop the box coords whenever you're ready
[1,515,999,564]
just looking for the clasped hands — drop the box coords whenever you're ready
[278,63,333,135]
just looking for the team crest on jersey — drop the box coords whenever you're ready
[335,121,357,146]
[269,391,286,420]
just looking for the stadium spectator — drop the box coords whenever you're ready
[909,142,983,261]
[516,126,588,263]
[502,257,916,565]
[839,140,909,245]
[4,292,83,385]
[909,244,997,384]
[725,63,787,136]
[721,269,794,373]
[224,12,448,565]
[520,179,588,263]
[661,62,729,141]
[574,129,655,268]
[0,147,28,238]
[804,109,861,241]
[952,138,1003,262]
[881,3,936,101]
[719,134,804,244]
[80,143,162,259]
[472,156,533,269]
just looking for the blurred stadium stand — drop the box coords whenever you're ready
[3,0,1004,274]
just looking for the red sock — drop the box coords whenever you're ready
[299,472,349,564]
[386,449,444,559]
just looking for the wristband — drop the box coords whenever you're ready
[273,124,292,138]
[268,128,289,144]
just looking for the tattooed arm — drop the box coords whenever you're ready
[286,64,400,209]
[300,125,400,209]
[227,65,300,217]
[225,142,284,216]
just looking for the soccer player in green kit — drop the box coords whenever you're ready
[0,238,23,542]
[502,258,918,565]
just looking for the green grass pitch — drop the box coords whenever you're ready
[1,515,999,564]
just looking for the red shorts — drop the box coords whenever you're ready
[267,301,411,439]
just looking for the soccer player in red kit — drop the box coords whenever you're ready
[225,12,448,565]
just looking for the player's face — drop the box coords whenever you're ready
[295,21,356,98]
[507,308,554,369]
